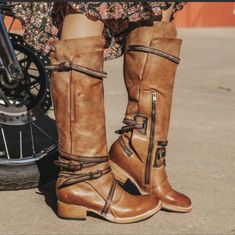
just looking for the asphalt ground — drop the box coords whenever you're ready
[0,28,235,235]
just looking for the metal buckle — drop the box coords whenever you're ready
[153,141,167,167]
[156,148,166,160]
[157,140,168,147]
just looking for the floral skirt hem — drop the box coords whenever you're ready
[12,2,185,60]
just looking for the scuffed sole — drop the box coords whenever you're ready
[57,200,162,224]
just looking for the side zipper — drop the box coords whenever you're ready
[145,90,157,185]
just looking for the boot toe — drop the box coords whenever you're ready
[110,190,162,223]
[162,190,192,212]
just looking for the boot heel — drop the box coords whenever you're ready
[110,161,129,185]
[57,201,87,220]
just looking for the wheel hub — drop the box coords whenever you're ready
[0,34,51,125]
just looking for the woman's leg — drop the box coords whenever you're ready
[60,12,104,39]
[161,3,175,22]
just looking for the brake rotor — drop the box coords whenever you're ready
[0,33,51,125]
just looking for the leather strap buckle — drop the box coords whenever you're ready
[115,115,147,135]
[54,159,84,171]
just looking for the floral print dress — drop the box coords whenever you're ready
[11,2,185,60]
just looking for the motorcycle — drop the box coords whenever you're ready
[0,3,58,190]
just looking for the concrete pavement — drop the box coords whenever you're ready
[0,28,235,235]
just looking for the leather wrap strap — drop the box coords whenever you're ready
[101,180,117,215]
[46,61,107,79]
[55,154,109,171]
[55,158,105,171]
[115,123,144,134]
[127,45,180,64]
[115,117,147,134]
[58,167,111,188]
[56,155,111,188]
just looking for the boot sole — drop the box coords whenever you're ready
[110,161,192,213]
[162,204,192,213]
[57,200,162,223]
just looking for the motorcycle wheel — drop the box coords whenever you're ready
[0,33,58,190]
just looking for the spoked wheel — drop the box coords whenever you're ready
[0,32,58,190]
[0,117,58,190]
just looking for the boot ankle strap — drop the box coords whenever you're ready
[56,154,111,188]
[46,61,107,79]
[55,159,98,171]
[115,123,144,134]
[55,154,110,171]
[115,116,147,134]
[127,45,180,64]
[58,167,111,188]
[58,148,109,161]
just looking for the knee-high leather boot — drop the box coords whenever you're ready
[109,22,192,213]
[48,36,162,223]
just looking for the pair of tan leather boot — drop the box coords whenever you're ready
[47,22,192,223]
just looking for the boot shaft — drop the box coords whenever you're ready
[50,36,108,157]
[124,22,181,141]
[49,36,115,204]
[113,22,182,188]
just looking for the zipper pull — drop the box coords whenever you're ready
[152,90,157,103]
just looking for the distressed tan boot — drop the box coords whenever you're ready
[48,36,162,223]
[109,22,192,213]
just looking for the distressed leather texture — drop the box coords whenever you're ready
[110,22,192,212]
[50,36,161,222]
